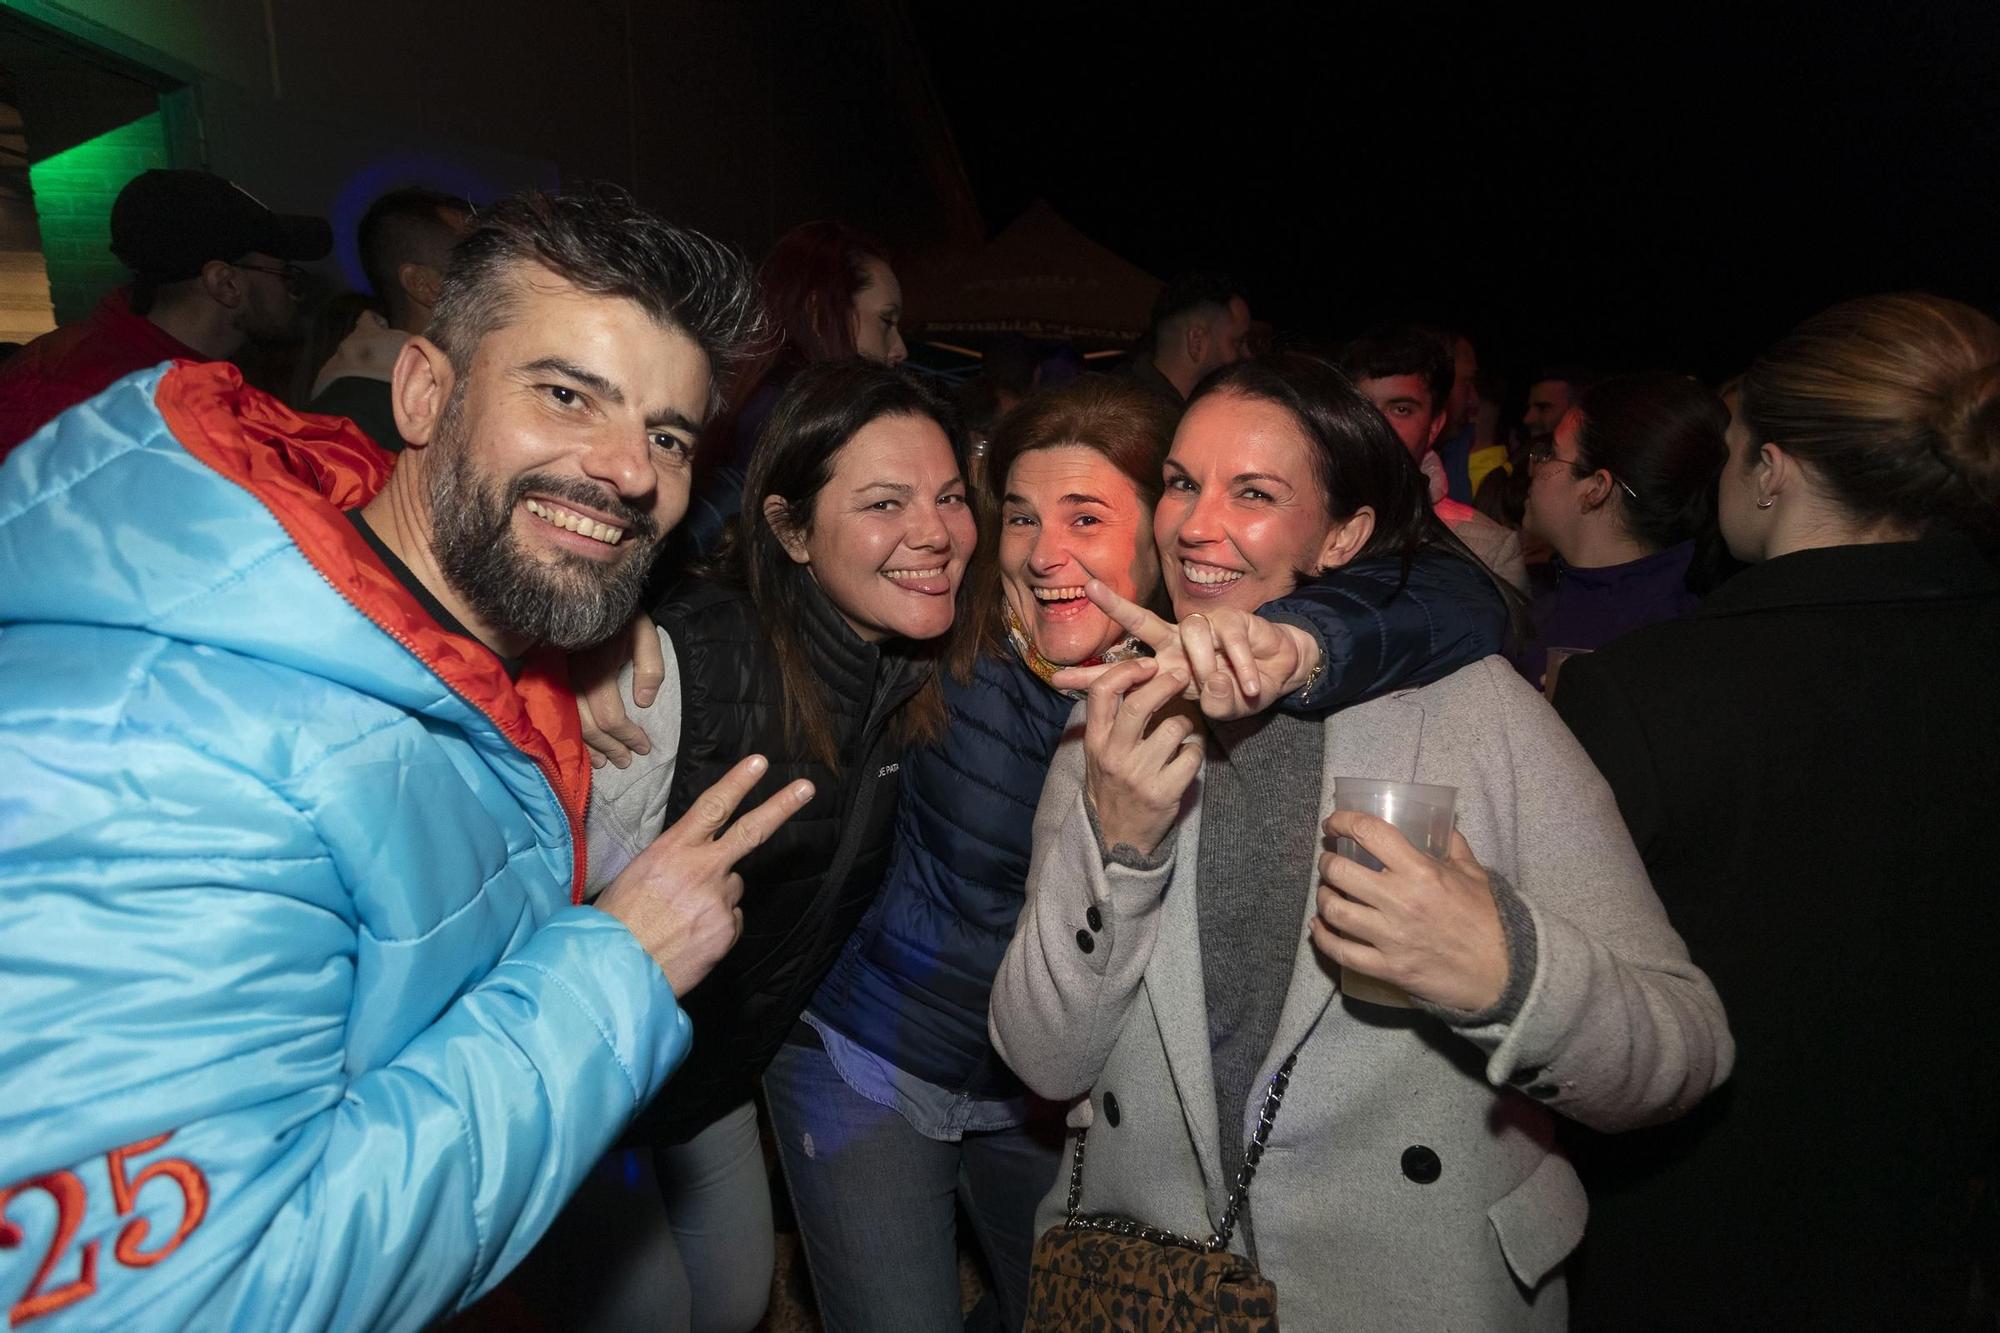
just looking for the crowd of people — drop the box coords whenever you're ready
[0,167,1995,1333]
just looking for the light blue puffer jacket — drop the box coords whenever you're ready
[0,363,689,1330]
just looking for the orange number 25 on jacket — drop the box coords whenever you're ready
[0,1133,209,1326]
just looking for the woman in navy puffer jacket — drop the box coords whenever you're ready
[768,376,1512,1331]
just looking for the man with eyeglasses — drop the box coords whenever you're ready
[0,168,329,458]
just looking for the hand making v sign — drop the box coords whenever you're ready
[597,753,815,996]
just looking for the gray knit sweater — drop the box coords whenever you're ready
[1195,712,1324,1257]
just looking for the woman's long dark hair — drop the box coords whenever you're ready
[950,375,1177,681]
[1187,352,1523,616]
[723,358,964,769]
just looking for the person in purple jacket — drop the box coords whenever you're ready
[1513,372,1729,691]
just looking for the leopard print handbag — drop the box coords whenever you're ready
[1024,1054,1296,1332]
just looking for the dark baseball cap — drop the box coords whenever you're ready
[110,169,333,282]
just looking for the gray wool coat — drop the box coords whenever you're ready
[989,656,1733,1331]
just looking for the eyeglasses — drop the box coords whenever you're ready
[234,260,306,297]
[1526,439,1639,501]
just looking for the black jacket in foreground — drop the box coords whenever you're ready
[1554,531,2000,1331]
[626,573,932,1145]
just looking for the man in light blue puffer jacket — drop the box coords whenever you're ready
[0,186,808,1330]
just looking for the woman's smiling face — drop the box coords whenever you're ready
[997,444,1158,666]
[1153,389,1344,616]
[775,411,974,642]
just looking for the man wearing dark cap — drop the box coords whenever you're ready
[0,168,331,457]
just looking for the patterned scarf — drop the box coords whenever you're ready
[1004,601,1146,699]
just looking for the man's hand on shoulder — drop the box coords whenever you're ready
[595,754,813,996]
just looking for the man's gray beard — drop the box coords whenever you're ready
[425,384,660,651]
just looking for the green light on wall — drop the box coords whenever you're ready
[27,111,167,323]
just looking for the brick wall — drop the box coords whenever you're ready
[27,110,167,323]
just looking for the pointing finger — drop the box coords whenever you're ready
[1084,578,1176,650]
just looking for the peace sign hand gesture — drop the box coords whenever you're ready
[1050,579,1322,722]
[597,754,816,996]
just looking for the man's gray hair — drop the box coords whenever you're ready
[427,183,770,415]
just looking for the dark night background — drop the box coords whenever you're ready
[913,0,2000,386]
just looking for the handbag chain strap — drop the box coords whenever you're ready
[1062,1050,1298,1254]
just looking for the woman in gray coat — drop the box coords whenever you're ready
[989,354,1733,1330]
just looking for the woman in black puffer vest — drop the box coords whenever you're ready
[586,359,974,1333]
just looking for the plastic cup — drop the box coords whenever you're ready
[1330,778,1458,1008]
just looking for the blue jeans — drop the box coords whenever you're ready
[763,1040,1064,1333]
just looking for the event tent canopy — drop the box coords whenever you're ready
[908,199,1163,344]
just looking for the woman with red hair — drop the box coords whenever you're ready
[667,220,908,567]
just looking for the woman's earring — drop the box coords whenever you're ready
[1755,497,1774,510]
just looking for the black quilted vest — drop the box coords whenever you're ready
[627,573,929,1144]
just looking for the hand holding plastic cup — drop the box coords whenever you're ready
[1329,777,1458,1007]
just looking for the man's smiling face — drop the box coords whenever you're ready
[424,261,713,650]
